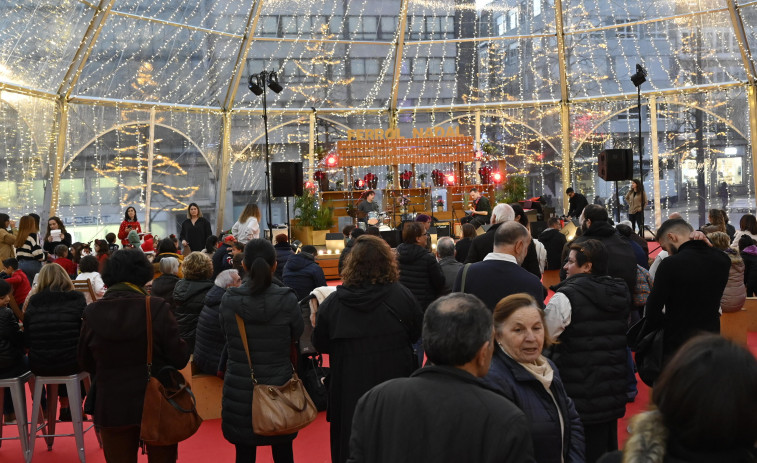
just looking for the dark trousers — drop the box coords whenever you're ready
[99,425,177,463]
[628,211,643,233]
[235,443,294,463]
[584,420,618,463]
[460,214,487,229]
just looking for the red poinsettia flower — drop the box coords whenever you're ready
[364,172,376,182]
[401,170,414,180]
[314,170,326,181]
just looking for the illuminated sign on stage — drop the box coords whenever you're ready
[346,125,462,140]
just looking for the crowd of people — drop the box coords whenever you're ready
[0,190,756,463]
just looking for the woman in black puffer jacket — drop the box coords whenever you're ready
[395,221,445,365]
[0,280,26,379]
[24,263,87,419]
[173,252,214,352]
[219,239,303,463]
[193,269,242,376]
[151,256,180,310]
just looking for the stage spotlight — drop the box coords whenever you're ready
[267,72,283,94]
[445,174,456,185]
[491,171,503,183]
[354,179,365,189]
[248,74,264,95]
[326,154,338,167]
[630,64,647,87]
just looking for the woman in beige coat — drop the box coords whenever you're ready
[708,231,746,313]
[624,179,647,234]
[0,214,17,262]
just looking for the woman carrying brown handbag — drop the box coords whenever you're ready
[79,249,190,463]
[219,239,304,463]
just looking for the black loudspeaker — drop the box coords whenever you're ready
[271,162,303,197]
[434,222,451,237]
[380,230,401,248]
[598,149,633,181]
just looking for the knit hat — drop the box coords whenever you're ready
[141,233,154,253]
[127,229,141,247]
[223,235,236,244]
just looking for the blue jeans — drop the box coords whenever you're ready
[18,259,42,285]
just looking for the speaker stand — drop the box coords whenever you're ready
[286,196,290,241]
[614,180,621,223]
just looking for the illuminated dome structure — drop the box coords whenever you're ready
[1,0,755,240]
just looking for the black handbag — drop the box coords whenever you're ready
[627,316,665,387]
[299,353,329,412]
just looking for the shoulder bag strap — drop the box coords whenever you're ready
[235,314,257,384]
[145,296,153,379]
[460,263,471,293]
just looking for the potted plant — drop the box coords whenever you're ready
[431,169,444,187]
[335,178,344,191]
[400,170,413,189]
[364,172,378,189]
[478,165,492,184]
[495,176,528,205]
[314,170,328,191]
[419,172,428,188]
[293,189,333,245]
[385,172,394,189]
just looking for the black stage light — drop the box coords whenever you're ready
[248,74,264,95]
[267,72,283,94]
[631,64,647,87]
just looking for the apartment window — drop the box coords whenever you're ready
[533,0,542,17]
[329,15,344,35]
[413,57,428,77]
[614,19,639,39]
[260,16,278,37]
[281,15,297,37]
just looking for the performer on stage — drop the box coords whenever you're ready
[460,187,491,229]
[357,190,380,226]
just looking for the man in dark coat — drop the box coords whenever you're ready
[539,217,568,270]
[338,228,365,274]
[566,187,588,219]
[455,222,546,310]
[193,269,242,376]
[396,223,445,311]
[459,187,492,229]
[465,203,515,264]
[348,293,536,463]
[646,218,730,361]
[273,234,294,281]
[436,237,462,294]
[212,235,236,279]
[173,273,214,353]
[561,205,637,293]
[283,245,327,301]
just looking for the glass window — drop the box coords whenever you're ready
[365,59,379,76]
[0,182,17,209]
[261,16,278,37]
[443,58,456,73]
[414,58,428,77]
[349,17,361,37]
[380,17,397,37]
[282,15,297,36]
[59,178,87,206]
[533,0,542,17]
[429,58,442,76]
[329,15,343,35]
[717,157,743,185]
[298,16,312,34]
[94,176,119,204]
[352,59,365,76]
[363,17,378,34]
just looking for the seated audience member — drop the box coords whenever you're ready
[54,244,77,277]
[348,293,536,463]
[545,239,630,463]
[539,217,567,270]
[598,335,757,463]
[24,263,87,421]
[465,203,515,264]
[313,235,423,463]
[365,226,380,236]
[212,235,236,279]
[615,223,648,269]
[126,230,141,249]
[0,279,26,379]
[2,258,31,310]
[283,245,327,301]
[193,269,242,376]
[105,232,119,254]
[151,257,180,310]
[731,213,757,249]
[617,220,649,256]
[93,239,110,270]
[510,203,542,278]
[739,235,757,297]
[232,252,246,280]
[436,236,462,294]
[483,293,585,463]
[203,235,219,258]
[153,237,183,279]
[342,224,355,242]
[455,223,476,263]
[338,228,365,274]
[173,252,214,351]
[455,221,545,310]
[707,231,746,313]
[273,234,293,281]
[75,255,106,303]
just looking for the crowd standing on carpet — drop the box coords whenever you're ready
[0,192,756,463]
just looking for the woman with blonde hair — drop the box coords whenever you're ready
[232,203,261,244]
[179,203,213,254]
[24,263,86,421]
[707,231,746,313]
[15,215,46,283]
[173,251,214,351]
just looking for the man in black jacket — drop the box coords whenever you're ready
[455,222,546,310]
[646,218,730,362]
[459,187,492,229]
[561,205,636,293]
[283,245,327,300]
[348,293,535,463]
[566,187,588,219]
[540,217,567,270]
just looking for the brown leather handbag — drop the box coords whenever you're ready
[140,296,202,445]
[235,314,317,436]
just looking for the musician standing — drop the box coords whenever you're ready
[460,187,491,229]
[357,190,380,227]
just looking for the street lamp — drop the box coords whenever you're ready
[248,71,283,240]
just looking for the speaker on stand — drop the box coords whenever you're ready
[272,162,304,240]
[598,149,633,223]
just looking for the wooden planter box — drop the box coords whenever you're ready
[291,223,329,246]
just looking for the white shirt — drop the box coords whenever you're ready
[544,292,572,338]
[731,230,757,250]
[76,271,106,304]
[648,250,668,280]
[231,217,260,244]
[483,252,518,264]
[533,239,547,275]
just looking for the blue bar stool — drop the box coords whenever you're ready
[28,372,95,463]
[0,371,33,461]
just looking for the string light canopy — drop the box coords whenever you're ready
[0,0,753,237]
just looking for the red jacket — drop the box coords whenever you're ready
[117,221,142,246]
[54,258,78,277]
[5,270,31,307]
